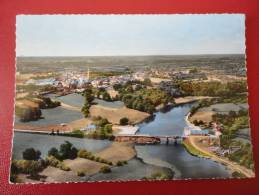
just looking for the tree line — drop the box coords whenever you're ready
[115,82,174,114]
[177,80,247,97]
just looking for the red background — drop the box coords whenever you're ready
[0,0,259,194]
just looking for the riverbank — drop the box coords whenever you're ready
[89,105,150,125]
[56,93,150,125]
[14,124,73,133]
[14,115,93,134]
[185,112,201,130]
[96,142,136,163]
[13,100,235,182]
[185,110,255,178]
[187,136,255,178]
[174,96,212,105]
[15,140,137,183]
[182,138,210,158]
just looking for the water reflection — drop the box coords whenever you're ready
[138,104,193,136]
[135,145,231,179]
[12,132,111,159]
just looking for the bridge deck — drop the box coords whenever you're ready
[115,134,185,139]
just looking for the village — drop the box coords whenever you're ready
[12,53,255,183]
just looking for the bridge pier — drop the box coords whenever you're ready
[174,138,178,146]
[166,137,169,145]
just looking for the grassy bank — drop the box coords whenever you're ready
[182,139,210,158]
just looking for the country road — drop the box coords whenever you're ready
[188,136,255,178]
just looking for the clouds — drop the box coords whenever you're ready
[16,14,245,56]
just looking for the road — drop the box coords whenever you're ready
[188,136,255,178]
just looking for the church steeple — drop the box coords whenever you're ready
[87,67,90,80]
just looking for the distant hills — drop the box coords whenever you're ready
[16,54,246,76]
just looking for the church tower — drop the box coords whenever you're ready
[87,67,90,80]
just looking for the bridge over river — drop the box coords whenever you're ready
[114,134,186,145]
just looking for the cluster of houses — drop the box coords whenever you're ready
[184,122,223,138]
[209,145,241,157]
[159,81,183,97]
[26,72,90,90]
[26,78,57,86]
[172,71,207,81]
[211,122,223,138]
[143,68,207,81]
[24,66,209,96]
[184,122,245,157]
[25,69,137,93]
[59,71,91,89]
[92,74,134,89]
[132,71,149,81]
[149,68,173,78]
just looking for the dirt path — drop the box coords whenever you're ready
[188,136,255,178]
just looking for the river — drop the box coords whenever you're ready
[12,132,112,159]
[47,93,124,109]
[12,97,231,180]
[15,93,123,126]
[134,103,231,179]
[137,103,193,136]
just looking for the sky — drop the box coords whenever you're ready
[16,14,245,56]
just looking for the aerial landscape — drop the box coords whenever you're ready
[11,14,255,183]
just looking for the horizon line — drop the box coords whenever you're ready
[17,53,245,57]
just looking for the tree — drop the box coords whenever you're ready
[84,89,94,103]
[94,118,109,127]
[22,148,41,161]
[100,129,107,139]
[116,161,123,166]
[104,124,112,134]
[99,166,111,173]
[16,106,42,122]
[113,83,122,91]
[228,111,237,118]
[13,160,45,178]
[125,85,134,93]
[145,104,155,114]
[59,141,73,160]
[70,147,78,159]
[189,68,198,74]
[120,117,129,125]
[81,102,91,118]
[81,89,94,118]
[48,147,60,159]
[143,78,152,86]
[102,92,111,101]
